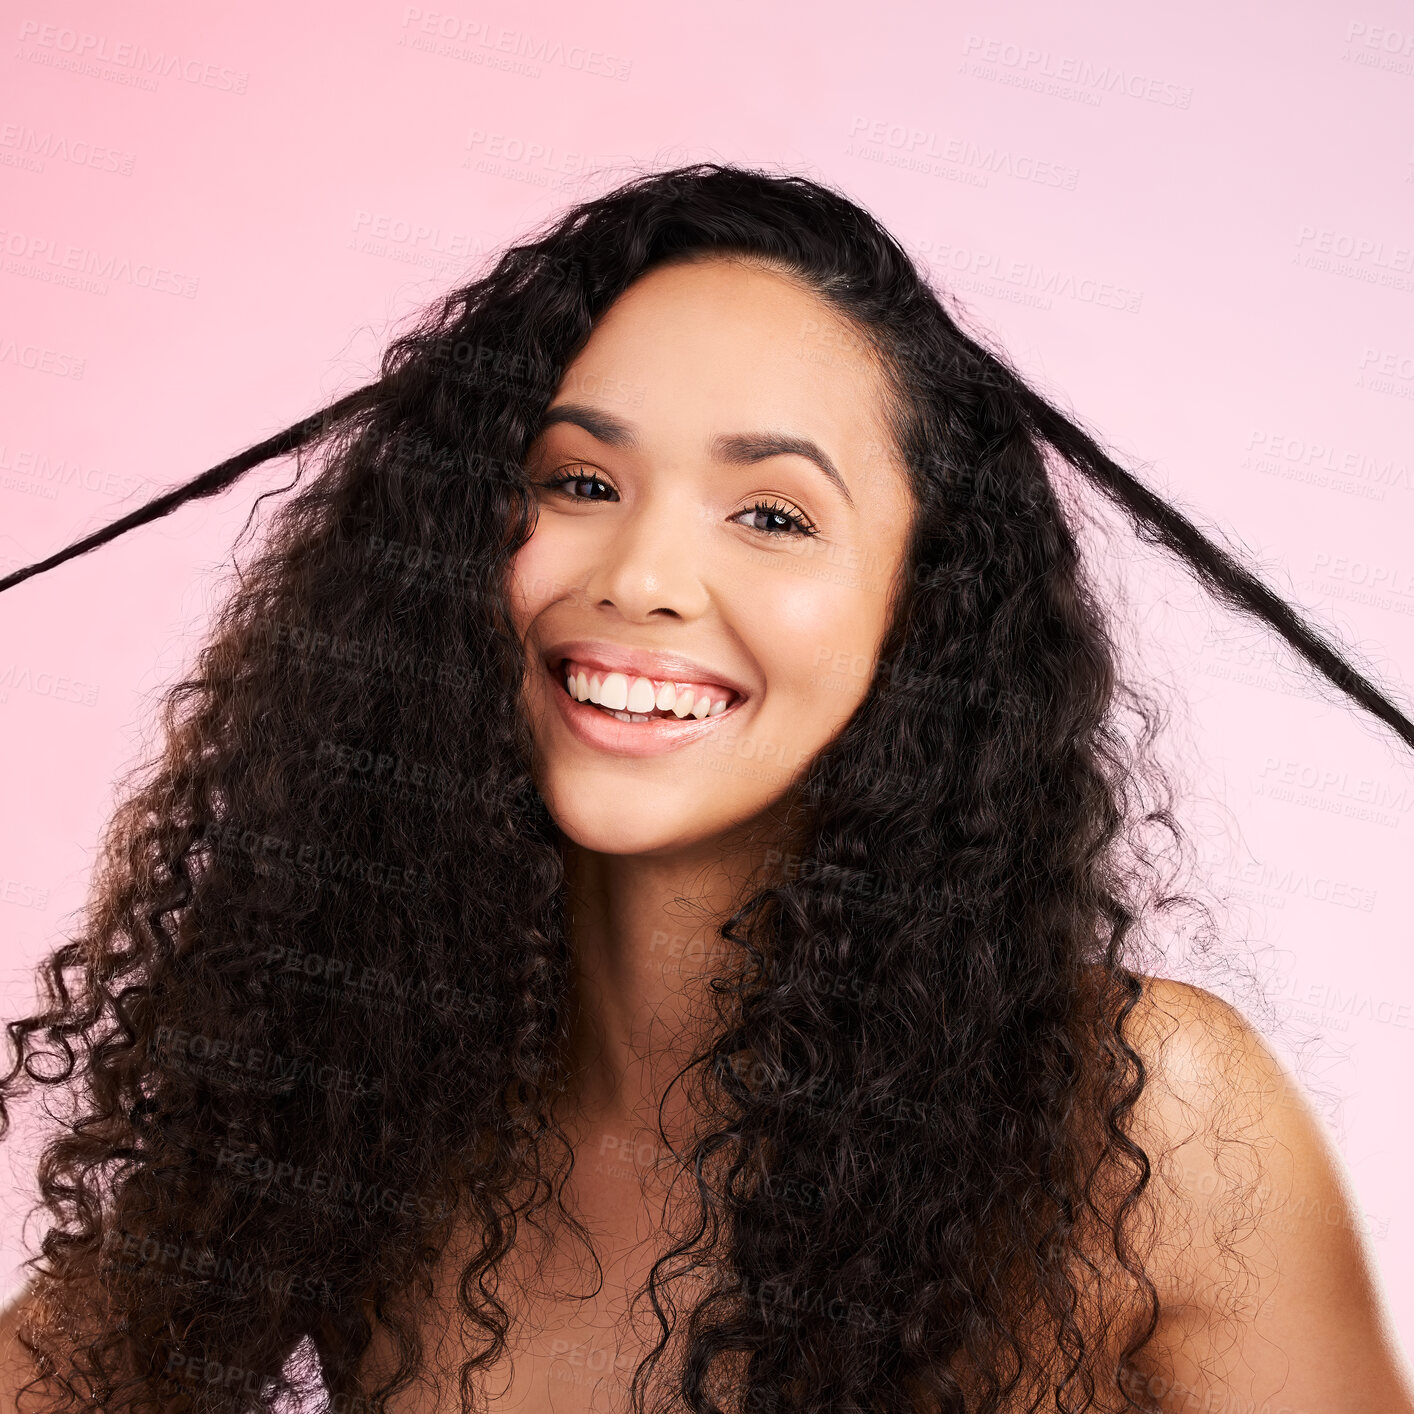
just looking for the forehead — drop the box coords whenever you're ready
[547,257,901,466]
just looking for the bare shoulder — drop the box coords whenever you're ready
[1121,974,1287,1164]
[0,1279,59,1414]
[1116,973,1414,1412]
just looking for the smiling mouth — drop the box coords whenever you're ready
[551,657,745,724]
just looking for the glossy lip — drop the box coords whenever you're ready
[541,642,752,759]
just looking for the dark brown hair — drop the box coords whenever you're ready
[1,161,1409,1414]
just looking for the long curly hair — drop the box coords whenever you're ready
[1,162,1410,1414]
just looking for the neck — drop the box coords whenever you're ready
[555,805,792,1144]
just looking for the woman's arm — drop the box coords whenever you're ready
[1126,975,1414,1413]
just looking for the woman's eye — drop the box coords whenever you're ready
[734,500,819,538]
[541,468,615,500]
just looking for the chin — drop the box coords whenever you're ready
[541,786,705,858]
[540,775,780,860]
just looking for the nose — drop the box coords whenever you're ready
[582,487,712,621]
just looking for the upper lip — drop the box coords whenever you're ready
[544,639,751,703]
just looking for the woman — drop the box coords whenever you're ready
[0,163,1410,1414]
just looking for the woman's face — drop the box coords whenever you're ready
[507,255,916,859]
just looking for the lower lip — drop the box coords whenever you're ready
[545,661,747,758]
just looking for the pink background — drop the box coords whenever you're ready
[2,0,1412,1349]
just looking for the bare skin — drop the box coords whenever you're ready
[3,257,1411,1414]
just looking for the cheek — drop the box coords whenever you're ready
[507,531,565,629]
[757,570,890,731]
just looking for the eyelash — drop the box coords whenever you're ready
[537,467,820,538]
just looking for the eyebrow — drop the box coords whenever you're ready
[534,402,854,509]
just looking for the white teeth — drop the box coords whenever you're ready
[625,676,657,713]
[559,659,739,723]
[599,671,629,711]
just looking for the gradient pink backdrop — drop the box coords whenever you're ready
[2,0,1412,1352]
